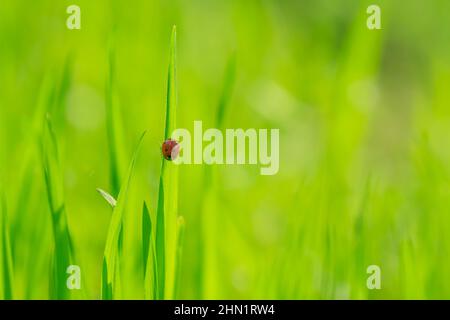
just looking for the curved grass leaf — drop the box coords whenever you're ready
[101,132,146,299]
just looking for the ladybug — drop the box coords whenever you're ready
[162,139,180,161]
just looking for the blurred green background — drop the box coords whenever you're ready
[1,0,450,299]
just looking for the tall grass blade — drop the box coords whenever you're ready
[142,202,151,276]
[0,193,13,300]
[106,40,127,197]
[155,175,165,299]
[14,74,62,299]
[163,26,178,140]
[143,201,158,299]
[42,118,74,300]
[156,25,179,300]
[101,132,146,299]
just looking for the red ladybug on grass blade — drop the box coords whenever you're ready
[162,139,180,161]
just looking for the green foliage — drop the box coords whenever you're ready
[1,1,450,300]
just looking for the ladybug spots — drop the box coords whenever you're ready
[162,139,180,161]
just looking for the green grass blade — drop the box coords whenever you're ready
[142,202,151,277]
[12,76,55,299]
[156,25,179,300]
[48,55,73,124]
[106,41,127,197]
[101,258,112,300]
[143,201,158,299]
[155,175,166,299]
[163,26,178,140]
[0,193,14,300]
[216,54,236,129]
[101,132,146,299]
[42,118,74,300]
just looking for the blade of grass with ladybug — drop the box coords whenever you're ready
[143,26,184,300]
